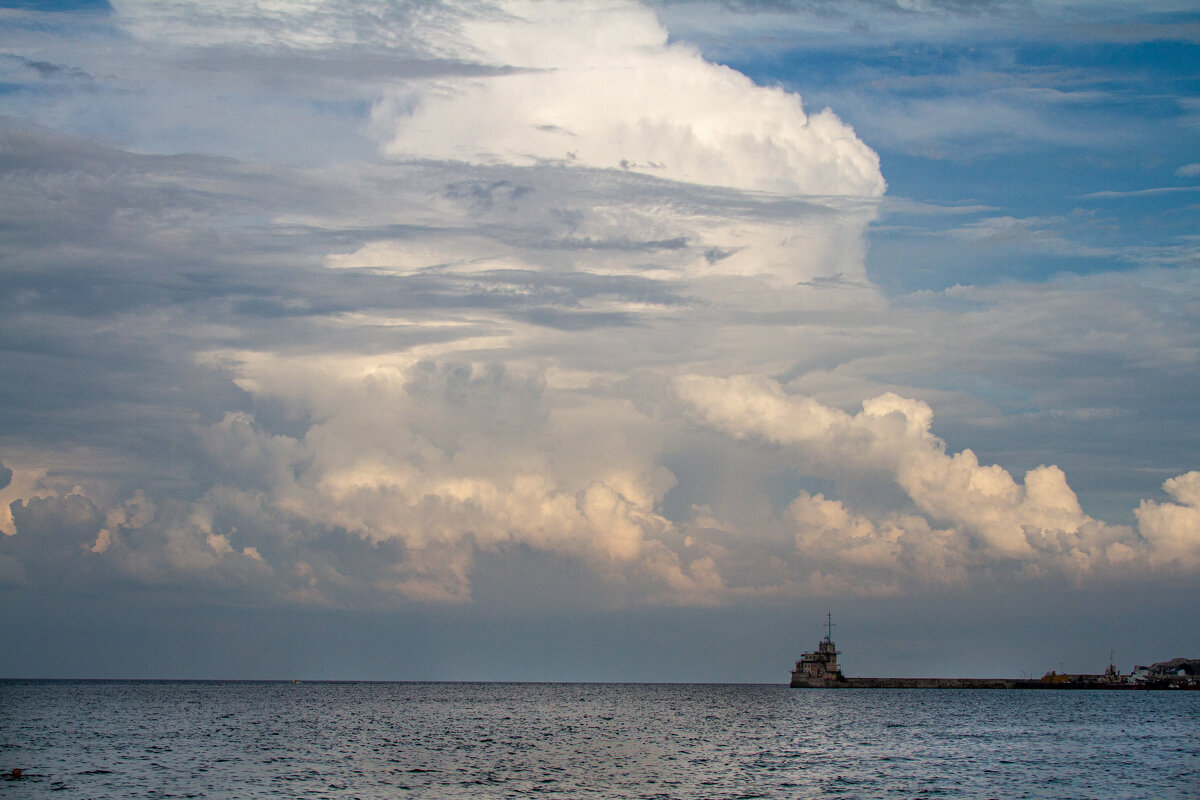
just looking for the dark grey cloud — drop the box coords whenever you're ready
[0,53,93,81]
[0,120,690,312]
[443,179,535,210]
[658,0,1017,13]
[655,0,1200,47]
[180,48,528,90]
[3,493,101,588]
[0,1,111,10]
[0,115,716,507]
[518,308,643,331]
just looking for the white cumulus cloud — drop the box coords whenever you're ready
[1136,472,1200,567]
[675,374,1192,576]
[372,0,884,197]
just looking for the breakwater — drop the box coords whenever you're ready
[789,616,1199,689]
[791,677,1171,690]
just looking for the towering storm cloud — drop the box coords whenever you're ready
[373,0,884,197]
[0,0,1197,678]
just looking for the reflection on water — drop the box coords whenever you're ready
[1,681,1197,799]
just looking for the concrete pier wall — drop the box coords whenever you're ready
[845,678,1025,689]
[790,676,1159,689]
[790,677,1023,689]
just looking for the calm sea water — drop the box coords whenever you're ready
[1,680,1197,799]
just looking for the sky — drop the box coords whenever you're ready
[0,0,1197,682]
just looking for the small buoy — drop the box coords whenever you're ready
[9,769,21,779]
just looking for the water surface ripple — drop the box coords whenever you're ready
[1,681,1196,798]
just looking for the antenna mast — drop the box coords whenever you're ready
[825,611,835,642]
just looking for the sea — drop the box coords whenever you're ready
[1,680,1197,799]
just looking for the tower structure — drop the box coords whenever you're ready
[790,612,845,687]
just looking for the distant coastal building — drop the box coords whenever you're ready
[790,613,845,687]
[1130,658,1200,684]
